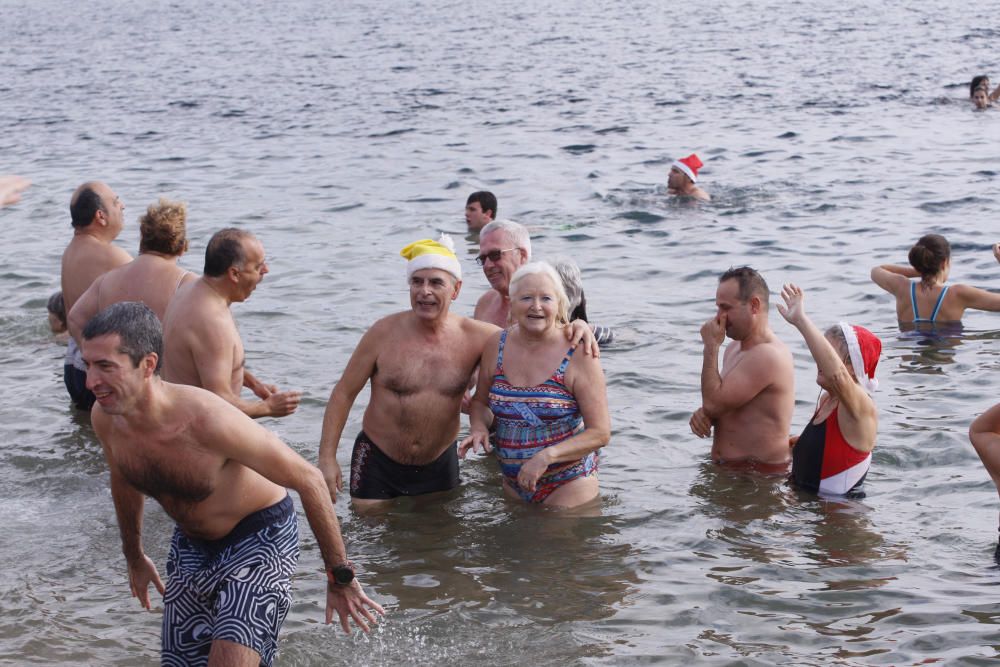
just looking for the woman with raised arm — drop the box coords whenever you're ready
[870,234,1000,324]
[460,261,610,508]
[778,284,881,496]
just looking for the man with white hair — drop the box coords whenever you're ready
[318,235,500,509]
[473,219,532,328]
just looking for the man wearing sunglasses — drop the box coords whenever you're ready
[473,219,532,328]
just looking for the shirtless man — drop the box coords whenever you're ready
[319,236,500,509]
[689,266,795,467]
[161,228,300,418]
[68,198,195,341]
[668,153,711,202]
[465,190,497,231]
[81,302,382,665]
[473,219,532,328]
[60,181,132,409]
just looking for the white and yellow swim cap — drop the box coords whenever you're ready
[400,234,461,281]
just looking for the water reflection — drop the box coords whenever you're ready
[895,321,965,370]
[349,486,637,625]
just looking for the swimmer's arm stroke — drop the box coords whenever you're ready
[777,283,876,453]
[204,398,385,633]
[189,325,298,419]
[518,351,610,491]
[318,323,380,502]
[92,411,164,611]
[67,275,104,344]
[459,331,501,458]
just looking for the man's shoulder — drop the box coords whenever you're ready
[476,289,501,308]
[455,312,501,338]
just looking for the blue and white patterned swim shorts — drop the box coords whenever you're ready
[161,495,299,667]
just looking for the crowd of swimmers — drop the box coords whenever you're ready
[1,149,998,665]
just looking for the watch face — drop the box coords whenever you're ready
[333,566,355,585]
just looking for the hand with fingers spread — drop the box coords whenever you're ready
[326,578,385,634]
[776,283,807,327]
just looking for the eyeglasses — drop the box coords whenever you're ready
[476,248,517,266]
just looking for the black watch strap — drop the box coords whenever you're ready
[328,562,355,585]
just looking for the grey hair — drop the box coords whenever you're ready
[550,256,584,312]
[480,219,532,260]
[82,301,163,371]
[823,325,854,379]
[508,261,570,324]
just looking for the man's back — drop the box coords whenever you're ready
[162,279,243,392]
[61,235,131,314]
[711,334,795,465]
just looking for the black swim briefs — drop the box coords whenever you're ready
[349,431,460,500]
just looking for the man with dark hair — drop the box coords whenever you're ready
[81,302,381,665]
[60,181,132,409]
[68,198,195,343]
[162,228,301,418]
[465,191,497,231]
[689,266,795,468]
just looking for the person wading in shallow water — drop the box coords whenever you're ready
[82,302,382,666]
[690,266,795,470]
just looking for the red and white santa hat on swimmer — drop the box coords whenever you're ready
[672,154,703,183]
[839,322,881,395]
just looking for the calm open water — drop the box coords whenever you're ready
[2,0,1000,664]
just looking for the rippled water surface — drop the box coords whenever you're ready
[3,0,1000,664]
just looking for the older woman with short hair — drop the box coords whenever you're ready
[461,261,610,508]
[778,284,881,496]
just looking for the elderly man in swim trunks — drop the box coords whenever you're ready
[161,228,301,418]
[82,302,382,666]
[320,235,597,508]
[319,236,500,509]
[60,181,133,409]
[689,266,795,469]
[67,198,196,342]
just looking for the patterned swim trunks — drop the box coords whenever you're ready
[161,495,299,667]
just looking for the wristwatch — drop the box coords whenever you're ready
[328,562,355,586]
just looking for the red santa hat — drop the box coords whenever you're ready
[672,153,703,183]
[839,323,881,395]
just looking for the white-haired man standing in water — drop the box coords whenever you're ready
[82,301,382,666]
[319,236,500,509]
[473,219,532,327]
[690,266,795,468]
